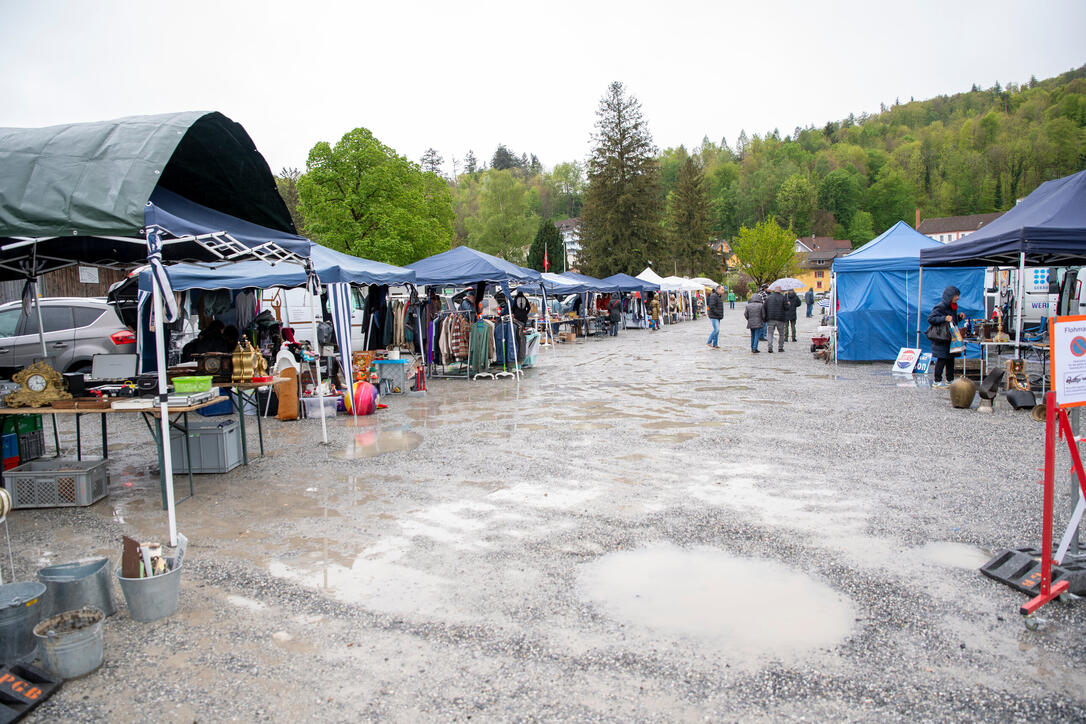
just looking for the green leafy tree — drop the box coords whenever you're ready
[275,167,305,235]
[552,161,585,218]
[730,217,798,288]
[847,210,876,247]
[297,127,453,265]
[865,166,916,231]
[775,174,818,236]
[817,169,861,229]
[580,81,664,276]
[526,219,565,272]
[464,170,538,262]
[666,156,715,275]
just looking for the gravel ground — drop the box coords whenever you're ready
[6,309,1086,722]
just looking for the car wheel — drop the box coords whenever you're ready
[67,362,92,375]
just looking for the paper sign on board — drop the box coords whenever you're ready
[1050,315,1086,408]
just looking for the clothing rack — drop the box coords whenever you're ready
[426,309,475,380]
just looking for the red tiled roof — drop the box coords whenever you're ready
[917,212,1003,235]
[797,236,851,252]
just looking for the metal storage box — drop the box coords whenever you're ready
[4,459,109,508]
[169,418,242,474]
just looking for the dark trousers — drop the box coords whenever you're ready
[932,355,959,382]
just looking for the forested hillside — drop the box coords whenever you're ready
[661,65,1086,247]
[280,65,1085,270]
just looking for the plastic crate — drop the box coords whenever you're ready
[4,459,109,509]
[375,360,409,394]
[18,429,45,462]
[169,418,242,474]
[302,395,341,419]
[1,414,42,436]
[1,432,16,460]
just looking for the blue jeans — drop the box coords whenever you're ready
[707,318,720,347]
[806,303,813,317]
[750,328,760,350]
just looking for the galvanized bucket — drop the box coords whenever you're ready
[114,558,181,622]
[33,606,104,679]
[0,581,47,663]
[37,558,116,618]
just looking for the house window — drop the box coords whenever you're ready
[815,271,824,278]
[816,281,823,289]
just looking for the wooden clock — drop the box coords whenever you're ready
[5,361,72,408]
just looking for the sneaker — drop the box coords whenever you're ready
[933,381,949,388]
[768,349,773,354]
[752,349,760,353]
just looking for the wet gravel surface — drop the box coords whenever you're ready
[7,310,1086,722]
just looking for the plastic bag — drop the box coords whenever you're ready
[949,323,966,355]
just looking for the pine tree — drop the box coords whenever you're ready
[526,219,565,272]
[666,156,714,275]
[580,81,663,277]
[420,148,444,175]
[464,151,478,174]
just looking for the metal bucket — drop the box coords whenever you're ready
[37,558,116,618]
[114,558,181,622]
[0,581,47,663]
[33,606,104,679]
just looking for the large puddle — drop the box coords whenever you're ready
[334,428,422,459]
[578,543,855,659]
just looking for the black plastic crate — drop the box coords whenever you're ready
[17,430,44,463]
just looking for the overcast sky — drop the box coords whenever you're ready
[1,1,1083,178]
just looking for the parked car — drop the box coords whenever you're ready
[0,297,136,378]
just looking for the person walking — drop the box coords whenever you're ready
[744,292,766,353]
[650,294,662,332]
[804,287,815,318]
[785,289,801,342]
[756,283,770,347]
[928,285,966,388]
[728,289,736,310]
[607,294,622,336]
[706,285,724,348]
[764,287,789,353]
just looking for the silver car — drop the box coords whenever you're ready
[0,297,136,377]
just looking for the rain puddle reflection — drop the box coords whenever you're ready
[578,543,855,657]
[334,428,422,459]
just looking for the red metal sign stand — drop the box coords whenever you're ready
[1020,390,1086,616]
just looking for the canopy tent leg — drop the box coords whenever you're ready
[152,272,178,547]
[308,270,330,444]
[1015,251,1026,357]
[917,268,924,348]
[832,272,838,366]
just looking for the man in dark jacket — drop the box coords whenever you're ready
[706,285,724,348]
[764,288,789,353]
[804,288,815,317]
[607,295,622,336]
[785,290,802,341]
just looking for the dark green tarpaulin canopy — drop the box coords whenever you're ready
[0,110,295,239]
[0,111,301,280]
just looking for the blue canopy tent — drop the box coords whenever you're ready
[539,272,594,295]
[558,271,619,293]
[602,272,660,293]
[920,169,1086,348]
[833,221,984,361]
[408,246,541,376]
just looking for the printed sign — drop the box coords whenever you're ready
[914,353,932,374]
[892,347,920,374]
[77,265,99,284]
[1050,316,1086,408]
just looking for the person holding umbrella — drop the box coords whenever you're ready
[785,289,801,342]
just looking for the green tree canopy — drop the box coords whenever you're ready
[464,169,538,263]
[666,155,715,276]
[526,219,565,272]
[297,127,453,266]
[730,217,798,288]
[775,173,818,236]
[580,81,663,276]
[275,167,305,236]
